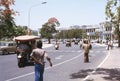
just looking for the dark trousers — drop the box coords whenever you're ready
[84,53,89,62]
[34,64,44,81]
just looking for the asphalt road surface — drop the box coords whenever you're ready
[0,43,108,81]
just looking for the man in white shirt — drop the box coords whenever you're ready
[30,41,52,81]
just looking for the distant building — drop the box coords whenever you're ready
[66,21,113,40]
[99,21,113,40]
[81,25,99,40]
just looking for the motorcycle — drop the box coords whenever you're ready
[54,44,59,50]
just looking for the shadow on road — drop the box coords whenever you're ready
[95,68,120,81]
[70,68,120,81]
[70,69,93,79]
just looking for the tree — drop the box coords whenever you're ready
[15,25,26,36]
[40,17,60,44]
[105,0,120,47]
[47,17,60,27]
[40,22,57,43]
[0,0,18,38]
[71,29,82,39]
[56,28,83,39]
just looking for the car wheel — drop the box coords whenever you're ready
[2,50,9,55]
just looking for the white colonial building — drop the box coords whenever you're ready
[69,21,114,41]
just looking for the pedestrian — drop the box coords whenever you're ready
[79,40,82,49]
[107,40,111,50]
[82,40,90,63]
[110,40,113,49]
[30,40,52,81]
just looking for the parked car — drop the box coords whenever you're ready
[0,42,16,55]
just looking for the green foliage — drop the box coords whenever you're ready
[15,25,26,36]
[3,15,16,37]
[40,23,57,39]
[0,17,16,37]
[57,29,83,39]
[0,0,17,38]
[105,0,120,25]
[105,0,120,46]
[40,17,60,43]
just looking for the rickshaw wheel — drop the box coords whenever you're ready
[18,62,25,68]
[18,59,25,67]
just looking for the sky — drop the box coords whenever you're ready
[12,0,107,30]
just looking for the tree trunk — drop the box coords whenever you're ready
[117,25,120,47]
[118,33,120,47]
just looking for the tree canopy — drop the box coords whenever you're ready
[0,0,19,38]
[105,0,120,47]
[40,17,60,43]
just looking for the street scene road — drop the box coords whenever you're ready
[1,0,120,81]
[0,42,108,81]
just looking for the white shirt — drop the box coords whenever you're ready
[30,48,48,64]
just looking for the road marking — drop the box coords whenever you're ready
[5,52,83,81]
[83,51,110,81]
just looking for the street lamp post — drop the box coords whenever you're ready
[27,2,47,35]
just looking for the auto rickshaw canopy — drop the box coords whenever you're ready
[14,35,40,41]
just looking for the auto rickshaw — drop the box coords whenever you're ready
[15,35,40,67]
[66,39,71,47]
[74,40,79,45]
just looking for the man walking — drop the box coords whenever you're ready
[30,40,52,81]
[82,40,90,63]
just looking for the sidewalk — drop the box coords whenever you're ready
[84,47,120,81]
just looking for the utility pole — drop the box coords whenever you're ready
[27,2,47,35]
